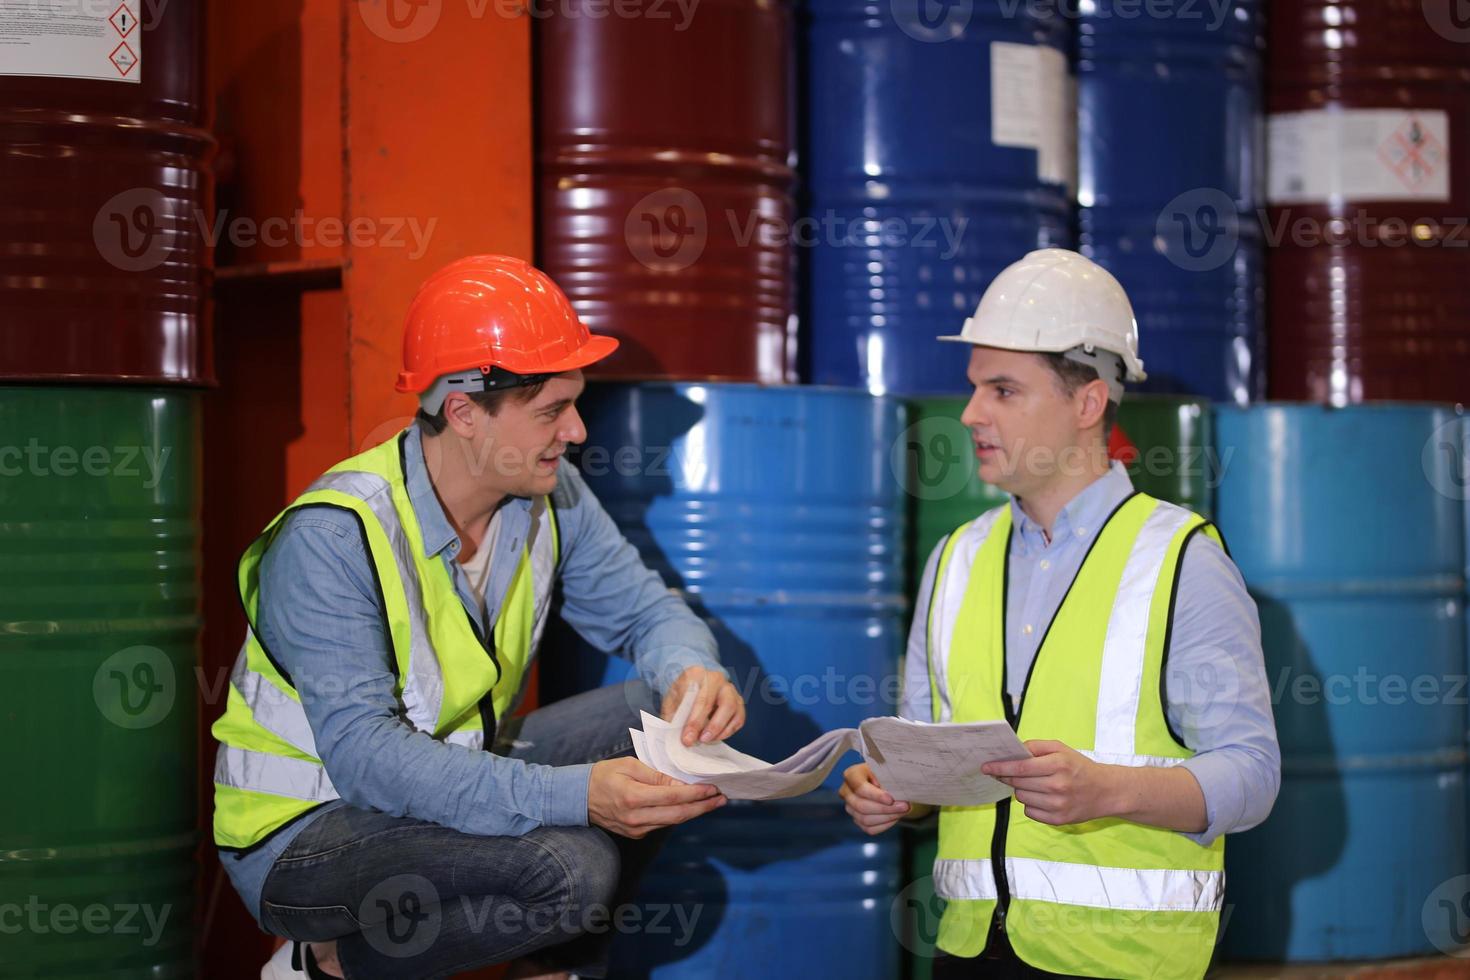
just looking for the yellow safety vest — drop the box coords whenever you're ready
[927,492,1225,980]
[211,429,559,850]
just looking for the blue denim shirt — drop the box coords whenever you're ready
[219,423,722,922]
[900,462,1281,846]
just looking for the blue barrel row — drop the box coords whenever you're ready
[802,0,1264,402]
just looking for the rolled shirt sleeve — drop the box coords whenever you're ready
[1168,533,1282,846]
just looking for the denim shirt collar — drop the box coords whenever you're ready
[1010,460,1134,553]
[400,423,532,560]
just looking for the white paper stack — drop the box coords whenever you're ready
[632,688,1033,805]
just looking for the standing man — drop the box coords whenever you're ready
[841,249,1280,979]
[212,255,746,979]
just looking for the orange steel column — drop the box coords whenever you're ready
[202,2,531,976]
[343,0,534,448]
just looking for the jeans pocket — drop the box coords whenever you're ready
[260,900,363,942]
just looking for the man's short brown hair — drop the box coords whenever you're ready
[1037,352,1118,436]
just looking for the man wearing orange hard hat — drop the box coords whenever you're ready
[211,255,744,979]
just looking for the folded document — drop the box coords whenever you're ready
[632,688,1032,804]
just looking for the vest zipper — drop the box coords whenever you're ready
[984,492,1138,945]
[465,609,502,749]
[990,691,1019,938]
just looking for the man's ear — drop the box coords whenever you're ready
[1076,379,1110,432]
[443,392,480,438]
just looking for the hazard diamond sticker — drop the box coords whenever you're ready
[109,3,138,38]
[1379,115,1446,192]
[109,41,138,77]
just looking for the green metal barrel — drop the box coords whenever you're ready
[904,397,1008,585]
[1115,394,1214,516]
[0,387,201,978]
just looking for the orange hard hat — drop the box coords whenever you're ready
[396,254,617,411]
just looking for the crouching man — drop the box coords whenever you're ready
[213,255,745,979]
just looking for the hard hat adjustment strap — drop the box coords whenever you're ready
[1061,346,1127,405]
[419,365,554,415]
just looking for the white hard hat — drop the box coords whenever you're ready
[939,249,1146,391]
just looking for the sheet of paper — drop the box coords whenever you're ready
[629,688,861,800]
[859,716,1031,807]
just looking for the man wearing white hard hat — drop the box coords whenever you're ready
[841,249,1280,978]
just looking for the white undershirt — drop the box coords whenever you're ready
[457,510,500,621]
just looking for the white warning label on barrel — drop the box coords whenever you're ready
[0,1,144,84]
[991,41,1074,191]
[1268,109,1450,204]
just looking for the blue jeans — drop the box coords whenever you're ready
[258,681,660,979]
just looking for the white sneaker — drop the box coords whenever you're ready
[260,941,307,980]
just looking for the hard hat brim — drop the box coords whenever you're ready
[935,333,1147,383]
[535,332,620,374]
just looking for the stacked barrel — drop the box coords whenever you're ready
[538,0,797,383]
[0,1,211,975]
[537,0,1470,971]
[536,2,904,973]
[1215,406,1468,961]
[1267,1,1470,403]
[1077,0,1265,404]
[1210,0,1470,964]
[803,0,1073,396]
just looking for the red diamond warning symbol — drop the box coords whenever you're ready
[109,41,138,77]
[1379,115,1445,192]
[110,3,137,38]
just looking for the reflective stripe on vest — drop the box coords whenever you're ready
[211,430,559,850]
[933,857,1224,913]
[926,493,1226,980]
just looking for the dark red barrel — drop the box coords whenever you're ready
[1266,0,1470,404]
[0,0,214,384]
[537,0,796,382]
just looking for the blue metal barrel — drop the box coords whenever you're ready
[544,382,907,771]
[803,0,1074,396]
[600,796,901,977]
[1214,404,1468,960]
[541,382,906,977]
[1078,0,1264,404]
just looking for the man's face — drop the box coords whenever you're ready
[958,346,1088,498]
[464,370,588,498]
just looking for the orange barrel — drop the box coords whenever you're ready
[537,0,796,382]
[1266,0,1470,404]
